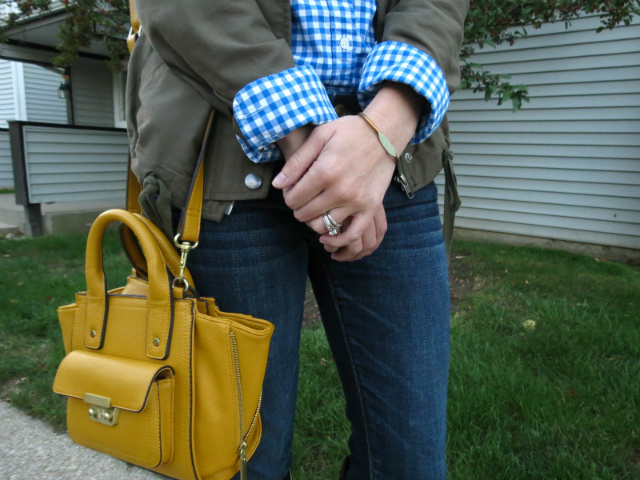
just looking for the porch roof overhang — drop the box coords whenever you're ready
[1,7,110,64]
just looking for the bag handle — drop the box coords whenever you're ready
[119,215,196,289]
[84,209,174,360]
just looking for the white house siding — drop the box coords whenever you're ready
[0,61,16,187]
[0,60,18,128]
[70,57,114,127]
[0,59,69,188]
[22,125,128,203]
[444,15,640,250]
[22,62,67,124]
[0,130,11,188]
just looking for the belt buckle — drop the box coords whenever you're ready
[334,103,348,117]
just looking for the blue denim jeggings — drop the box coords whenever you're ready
[176,181,450,480]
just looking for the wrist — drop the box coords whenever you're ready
[363,82,424,154]
[358,112,399,164]
[277,124,313,159]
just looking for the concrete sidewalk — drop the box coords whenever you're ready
[0,400,167,479]
[0,194,122,236]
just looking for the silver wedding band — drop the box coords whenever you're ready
[322,212,342,236]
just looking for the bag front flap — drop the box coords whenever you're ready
[53,350,173,412]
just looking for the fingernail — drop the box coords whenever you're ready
[272,172,287,188]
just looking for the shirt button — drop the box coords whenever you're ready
[404,153,413,163]
[244,173,263,190]
[339,37,351,50]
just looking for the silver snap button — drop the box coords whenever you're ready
[339,37,351,50]
[404,152,413,163]
[244,173,263,190]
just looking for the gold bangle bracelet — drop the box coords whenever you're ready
[358,112,399,163]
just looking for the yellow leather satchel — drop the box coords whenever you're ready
[53,114,274,480]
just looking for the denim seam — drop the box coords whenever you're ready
[318,256,374,479]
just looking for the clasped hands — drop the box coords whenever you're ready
[273,115,395,262]
[272,83,424,262]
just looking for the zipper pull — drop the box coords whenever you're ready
[240,441,248,480]
[395,173,414,199]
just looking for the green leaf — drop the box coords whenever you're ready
[511,97,522,112]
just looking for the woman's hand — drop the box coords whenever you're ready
[320,203,388,262]
[272,82,425,261]
[281,113,396,236]
[277,120,390,261]
[277,124,313,160]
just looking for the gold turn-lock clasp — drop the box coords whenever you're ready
[172,234,198,290]
[126,26,141,54]
[84,393,119,426]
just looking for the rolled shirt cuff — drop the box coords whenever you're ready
[233,66,338,163]
[358,41,450,144]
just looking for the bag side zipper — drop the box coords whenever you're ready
[230,330,263,480]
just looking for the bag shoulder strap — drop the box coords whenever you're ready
[129,0,139,32]
[126,112,214,248]
[126,0,142,213]
[442,150,461,260]
[174,113,214,245]
[127,0,140,53]
[125,0,212,247]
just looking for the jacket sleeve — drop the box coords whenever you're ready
[134,0,296,114]
[381,0,470,94]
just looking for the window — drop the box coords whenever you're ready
[112,70,128,128]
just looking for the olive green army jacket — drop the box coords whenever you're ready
[127,0,469,222]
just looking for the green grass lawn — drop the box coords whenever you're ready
[1,232,638,479]
[446,242,640,480]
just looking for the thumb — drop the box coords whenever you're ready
[272,129,325,189]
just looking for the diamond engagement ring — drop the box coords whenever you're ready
[322,212,342,236]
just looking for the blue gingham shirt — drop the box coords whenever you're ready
[233,0,450,163]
